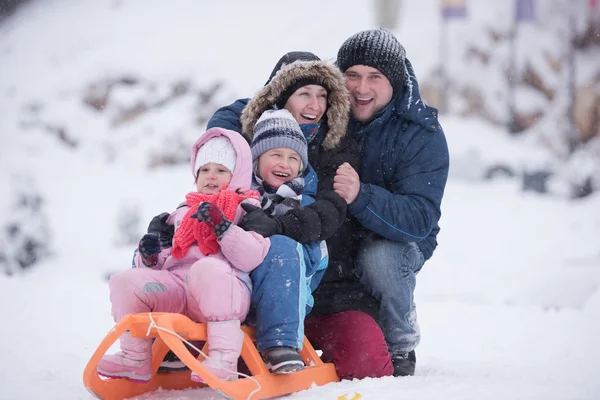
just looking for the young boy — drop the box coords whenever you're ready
[241,109,348,373]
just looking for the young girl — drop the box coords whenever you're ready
[97,128,270,383]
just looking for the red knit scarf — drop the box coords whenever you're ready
[172,189,260,258]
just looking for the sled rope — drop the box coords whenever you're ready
[146,312,262,400]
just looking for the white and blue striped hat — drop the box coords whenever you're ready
[251,109,308,172]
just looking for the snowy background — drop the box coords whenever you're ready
[0,0,599,399]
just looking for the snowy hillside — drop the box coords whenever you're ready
[1,0,599,399]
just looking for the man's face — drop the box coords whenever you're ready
[344,65,393,123]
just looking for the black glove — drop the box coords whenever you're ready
[138,233,161,267]
[147,212,175,248]
[239,203,283,237]
[317,190,347,221]
[281,191,347,242]
[191,202,232,238]
[299,190,347,241]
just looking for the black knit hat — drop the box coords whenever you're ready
[265,51,321,85]
[337,29,406,91]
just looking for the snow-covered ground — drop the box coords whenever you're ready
[2,174,599,400]
[1,1,599,399]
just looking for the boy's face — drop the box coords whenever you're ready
[257,148,301,188]
[195,162,232,194]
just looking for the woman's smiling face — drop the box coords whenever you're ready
[284,84,328,125]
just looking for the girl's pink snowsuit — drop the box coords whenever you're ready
[108,128,270,359]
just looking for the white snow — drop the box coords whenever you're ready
[1,1,599,400]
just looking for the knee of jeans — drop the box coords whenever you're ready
[401,242,424,275]
[358,239,414,279]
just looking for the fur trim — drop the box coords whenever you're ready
[241,61,350,150]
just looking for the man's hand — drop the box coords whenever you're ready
[333,162,361,204]
[239,203,283,237]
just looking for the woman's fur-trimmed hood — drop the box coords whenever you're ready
[241,60,350,151]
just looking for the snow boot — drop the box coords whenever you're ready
[392,350,416,377]
[97,351,152,383]
[191,320,243,382]
[158,341,203,372]
[158,350,187,372]
[261,346,304,374]
[97,332,152,382]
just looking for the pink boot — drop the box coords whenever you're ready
[97,333,152,383]
[191,320,244,382]
[97,352,152,383]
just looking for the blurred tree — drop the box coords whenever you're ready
[0,175,52,276]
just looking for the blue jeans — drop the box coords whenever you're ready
[248,235,327,352]
[355,236,425,355]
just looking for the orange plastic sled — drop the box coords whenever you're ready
[83,313,339,400]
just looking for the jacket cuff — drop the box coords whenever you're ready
[348,183,371,215]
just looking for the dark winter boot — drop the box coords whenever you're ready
[392,350,416,377]
[158,341,202,373]
[261,346,304,374]
[158,350,187,373]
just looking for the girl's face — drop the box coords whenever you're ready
[256,148,301,188]
[195,162,232,194]
[284,84,327,125]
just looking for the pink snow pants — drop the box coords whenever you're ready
[109,257,250,358]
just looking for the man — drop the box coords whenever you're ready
[304,28,449,378]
